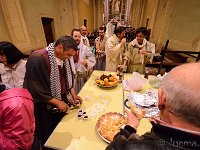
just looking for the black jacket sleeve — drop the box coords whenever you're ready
[23,54,53,103]
[105,125,137,150]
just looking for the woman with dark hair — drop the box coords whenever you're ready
[120,27,155,74]
[0,41,26,87]
[105,26,126,71]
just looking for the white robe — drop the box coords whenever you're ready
[81,35,90,48]
[70,43,96,93]
[105,20,121,38]
[0,59,26,88]
[105,34,125,72]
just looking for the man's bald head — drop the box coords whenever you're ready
[80,26,86,30]
[159,63,200,127]
[80,26,87,36]
[167,63,200,90]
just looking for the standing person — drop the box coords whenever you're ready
[0,84,35,150]
[80,26,90,48]
[95,26,107,71]
[0,41,26,87]
[107,63,200,150]
[23,36,82,147]
[120,27,155,74]
[70,29,96,93]
[105,17,121,39]
[105,26,126,72]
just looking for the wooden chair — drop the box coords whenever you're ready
[145,40,200,75]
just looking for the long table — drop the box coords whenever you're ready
[45,70,152,150]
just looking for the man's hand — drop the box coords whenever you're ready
[140,49,148,55]
[73,96,83,106]
[70,88,83,107]
[96,49,100,54]
[49,98,69,112]
[117,64,125,70]
[125,109,140,130]
[120,38,126,45]
[97,50,103,55]
[57,101,70,112]
[80,59,88,66]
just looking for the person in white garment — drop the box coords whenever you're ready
[80,26,90,48]
[0,41,26,88]
[105,17,121,39]
[71,29,96,93]
[105,26,126,72]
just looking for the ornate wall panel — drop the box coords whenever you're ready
[0,0,31,53]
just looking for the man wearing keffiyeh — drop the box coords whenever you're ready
[23,35,82,148]
[120,27,155,74]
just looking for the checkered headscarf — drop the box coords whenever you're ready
[46,43,73,99]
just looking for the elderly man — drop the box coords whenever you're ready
[105,26,126,71]
[106,63,200,150]
[95,26,107,70]
[80,26,90,47]
[24,36,82,147]
[70,29,96,93]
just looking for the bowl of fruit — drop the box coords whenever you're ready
[95,74,119,88]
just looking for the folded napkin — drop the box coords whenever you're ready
[123,72,147,91]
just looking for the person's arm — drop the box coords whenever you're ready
[144,42,155,63]
[106,38,126,61]
[99,36,107,51]
[95,37,100,51]
[70,87,83,105]
[23,54,53,102]
[118,60,128,70]
[115,109,140,138]
[81,47,96,71]
[0,96,35,150]
[95,38,101,58]
[0,64,4,83]
[118,43,131,69]
[49,98,69,112]
[106,109,140,150]
[23,54,69,112]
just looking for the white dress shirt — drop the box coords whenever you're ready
[0,59,27,88]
